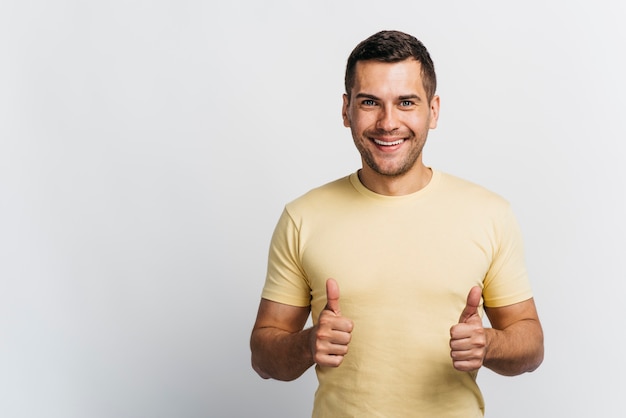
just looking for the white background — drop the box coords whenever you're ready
[1,1,625,417]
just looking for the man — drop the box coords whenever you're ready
[250,30,544,417]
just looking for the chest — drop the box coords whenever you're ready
[300,204,496,320]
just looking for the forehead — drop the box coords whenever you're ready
[352,59,425,96]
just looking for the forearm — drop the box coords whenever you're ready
[483,318,544,376]
[250,326,315,381]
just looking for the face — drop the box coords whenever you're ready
[342,59,439,180]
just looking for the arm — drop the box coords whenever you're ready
[250,298,314,381]
[250,279,354,381]
[450,287,544,376]
[482,297,544,376]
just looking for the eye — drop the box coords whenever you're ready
[362,99,376,106]
[400,100,414,107]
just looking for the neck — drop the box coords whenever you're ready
[358,165,433,196]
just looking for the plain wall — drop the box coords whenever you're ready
[1,1,625,417]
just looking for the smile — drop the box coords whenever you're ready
[373,138,404,146]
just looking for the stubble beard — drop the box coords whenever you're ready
[353,130,427,178]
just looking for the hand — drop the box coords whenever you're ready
[310,278,354,367]
[450,286,487,372]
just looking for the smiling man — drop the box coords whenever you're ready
[344,57,438,195]
[250,30,544,417]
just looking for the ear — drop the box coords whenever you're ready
[429,95,440,129]
[342,94,350,127]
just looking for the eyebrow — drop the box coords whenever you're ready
[355,93,423,102]
[398,94,422,102]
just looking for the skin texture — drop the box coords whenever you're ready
[451,287,544,375]
[251,279,353,381]
[250,58,544,381]
[342,59,439,196]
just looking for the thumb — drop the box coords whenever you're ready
[458,286,482,323]
[324,278,341,315]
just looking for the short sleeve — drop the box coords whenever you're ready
[482,204,534,307]
[260,208,312,307]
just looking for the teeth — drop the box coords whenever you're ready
[374,138,404,146]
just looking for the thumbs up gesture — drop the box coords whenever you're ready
[449,286,487,372]
[311,278,354,367]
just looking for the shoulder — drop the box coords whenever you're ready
[277,174,361,229]
[437,170,510,203]
[434,170,514,220]
[437,171,502,197]
[285,174,355,211]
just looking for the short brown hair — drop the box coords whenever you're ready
[344,30,437,102]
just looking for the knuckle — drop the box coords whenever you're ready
[331,355,344,367]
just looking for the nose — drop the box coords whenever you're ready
[376,105,399,132]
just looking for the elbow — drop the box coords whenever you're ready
[527,325,545,373]
[250,337,272,380]
[527,341,545,373]
[250,356,304,382]
[516,334,544,375]
[515,319,545,374]
[251,358,271,380]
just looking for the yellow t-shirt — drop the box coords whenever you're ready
[262,170,533,418]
